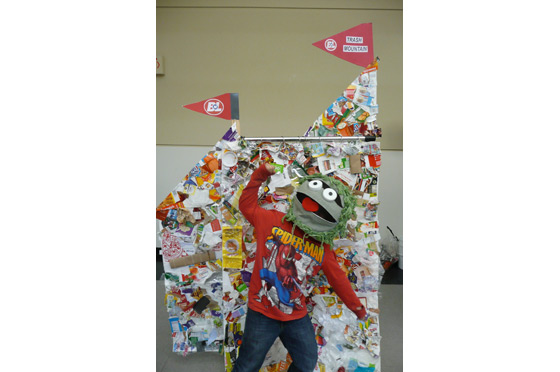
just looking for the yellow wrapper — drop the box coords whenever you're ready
[230,184,245,210]
[157,192,176,210]
[222,226,243,269]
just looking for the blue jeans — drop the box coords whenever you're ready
[231,308,318,372]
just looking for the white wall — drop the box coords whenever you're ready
[376,150,403,242]
[156,144,214,206]
[156,145,402,247]
[156,144,214,247]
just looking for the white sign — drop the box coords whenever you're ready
[346,36,363,44]
[343,45,368,53]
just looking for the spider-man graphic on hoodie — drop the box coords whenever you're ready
[239,164,366,321]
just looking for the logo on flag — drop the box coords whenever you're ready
[312,23,374,67]
[204,99,224,115]
[325,39,337,52]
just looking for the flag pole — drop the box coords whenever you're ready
[232,119,240,136]
[230,93,240,136]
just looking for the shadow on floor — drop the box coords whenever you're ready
[381,262,403,284]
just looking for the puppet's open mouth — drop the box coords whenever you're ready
[296,192,336,223]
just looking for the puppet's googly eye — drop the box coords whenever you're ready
[323,188,338,201]
[308,180,323,190]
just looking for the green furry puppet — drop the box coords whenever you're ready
[283,173,357,247]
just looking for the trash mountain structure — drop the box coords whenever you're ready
[157,59,384,372]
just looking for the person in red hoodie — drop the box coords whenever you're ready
[232,163,366,372]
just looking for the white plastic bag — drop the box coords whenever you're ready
[380,226,400,270]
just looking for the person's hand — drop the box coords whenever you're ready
[265,163,276,174]
[356,306,367,320]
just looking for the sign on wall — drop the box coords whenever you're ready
[157,55,164,75]
[312,23,374,68]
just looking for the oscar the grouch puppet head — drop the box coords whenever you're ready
[283,173,356,247]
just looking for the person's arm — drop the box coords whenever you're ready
[239,163,276,227]
[321,247,367,320]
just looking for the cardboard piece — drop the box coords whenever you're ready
[349,154,362,174]
[169,251,217,269]
[275,185,295,195]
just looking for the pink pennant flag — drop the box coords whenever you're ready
[183,93,239,120]
[312,23,374,67]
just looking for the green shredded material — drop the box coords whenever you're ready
[283,173,357,248]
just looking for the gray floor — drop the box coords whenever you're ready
[156,280,402,372]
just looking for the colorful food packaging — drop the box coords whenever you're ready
[222,226,243,269]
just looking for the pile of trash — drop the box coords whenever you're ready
[157,61,384,372]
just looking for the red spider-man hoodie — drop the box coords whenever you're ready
[239,164,366,321]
